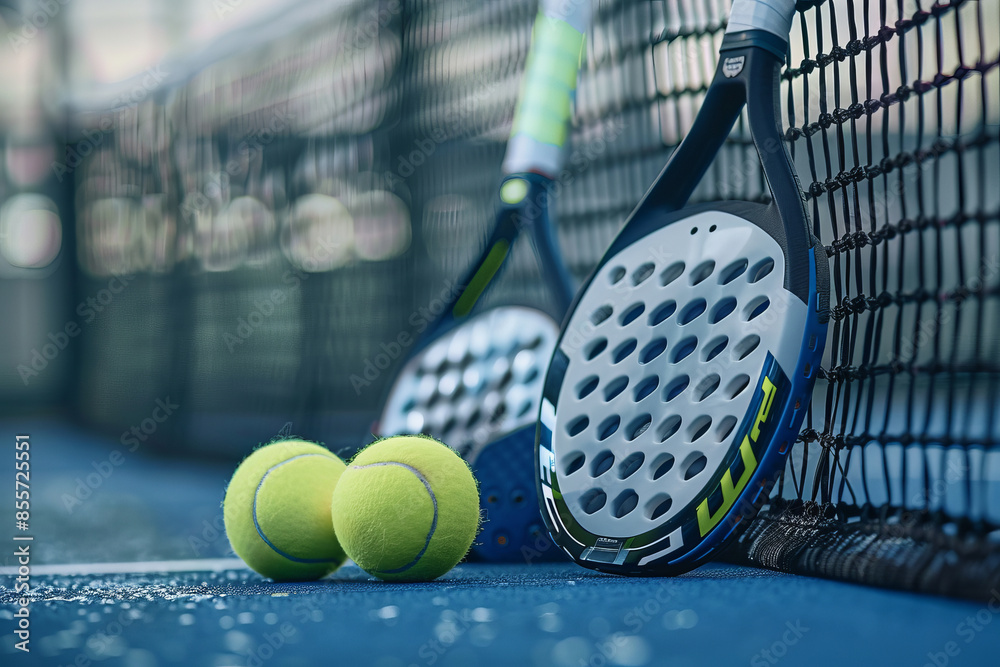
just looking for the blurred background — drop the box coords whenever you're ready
[2,0,772,455]
[0,0,998,592]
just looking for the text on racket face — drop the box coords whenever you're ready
[695,375,776,536]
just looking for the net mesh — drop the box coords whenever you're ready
[731,0,1000,599]
[67,0,999,596]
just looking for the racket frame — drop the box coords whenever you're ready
[535,27,830,575]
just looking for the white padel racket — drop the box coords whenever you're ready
[377,0,590,560]
[536,0,830,575]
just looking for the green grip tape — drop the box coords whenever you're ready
[510,14,586,148]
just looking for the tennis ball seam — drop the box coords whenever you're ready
[351,461,439,576]
[252,453,342,564]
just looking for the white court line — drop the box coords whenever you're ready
[0,558,248,577]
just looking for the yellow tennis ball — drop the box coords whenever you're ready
[223,439,347,581]
[331,435,480,582]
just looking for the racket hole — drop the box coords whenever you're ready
[591,450,615,477]
[564,452,586,476]
[626,414,652,441]
[688,416,712,442]
[709,224,717,232]
[577,375,599,399]
[597,415,621,441]
[631,262,655,286]
[618,452,645,480]
[749,257,775,283]
[719,258,749,285]
[648,300,677,326]
[659,262,685,287]
[734,334,761,360]
[490,403,507,423]
[442,416,458,434]
[425,390,441,408]
[640,337,668,364]
[603,376,629,401]
[651,453,675,479]
[465,409,482,428]
[633,376,659,401]
[683,453,708,480]
[611,490,639,518]
[657,415,682,442]
[663,375,689,402]
[608,266,626,285]
[511,490,526,504]
[679,298,707,325]
[689,260,715,286]
[672,336,698,363]
[744,296,771,322]
[612,338,638,363]
[567,416,589,437]
[585,338,608,360]
[580,489,607,515]
[619,303,645,326]
[716,415,738,442]
[703,336,729,362]
[522,367,539,383]
[694,374,720,402]
[727,374,751,399]
[591,305,614,326]
[526,334,544,349]
[646,494,673,520]
[709,296,737,324]
[517,400,533,418]
[689,227,698,235]
[401,398,416,412]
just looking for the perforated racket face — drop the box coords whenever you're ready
[381,307,559,461]
[539,210,822,569]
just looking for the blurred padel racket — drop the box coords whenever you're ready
[536,0,829,575]
[378,0,591,560]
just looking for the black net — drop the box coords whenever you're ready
[729,0,1000,600]
[67,0,998,596]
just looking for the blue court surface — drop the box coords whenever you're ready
[2,419,998,667]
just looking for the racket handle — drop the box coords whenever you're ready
[502,0,591,178]
[726,0,797,41]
